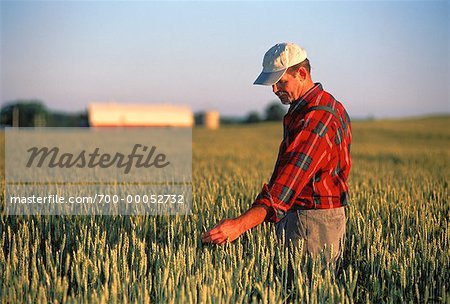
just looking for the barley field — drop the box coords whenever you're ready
[1,116,449,303]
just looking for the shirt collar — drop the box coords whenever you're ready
[288,82,323,113]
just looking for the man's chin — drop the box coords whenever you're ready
[279,98,291,105]
[277,94,291,105]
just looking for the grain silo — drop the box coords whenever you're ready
[203,111,220,129]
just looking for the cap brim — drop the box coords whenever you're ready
[253,69,286,86]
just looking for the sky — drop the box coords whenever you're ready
[1,1,449,118]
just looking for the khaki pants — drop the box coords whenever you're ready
[276,206,346,265]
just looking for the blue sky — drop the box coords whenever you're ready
[1,1,449,118]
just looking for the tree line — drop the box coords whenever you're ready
[1,100,287,127]
[0,100,88,127]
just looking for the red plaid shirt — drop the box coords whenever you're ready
[253,83,352,222]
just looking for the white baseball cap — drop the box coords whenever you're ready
[254,42,308,86]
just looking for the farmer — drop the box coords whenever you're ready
[202,42,351,269]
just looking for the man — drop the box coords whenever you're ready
[202,43,351,268]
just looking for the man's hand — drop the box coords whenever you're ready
[202,218,243,245]
[201,205,274,246]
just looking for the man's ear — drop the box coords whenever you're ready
[298,67,308,80]
[293,66,307,80]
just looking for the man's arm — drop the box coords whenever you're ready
[251,110,337,221]
[201,205,274,245]
[203,109,337,245]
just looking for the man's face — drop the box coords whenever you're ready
[272,70,302,105]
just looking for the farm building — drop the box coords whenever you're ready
[88,103,194,127]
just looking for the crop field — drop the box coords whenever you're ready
[0,116,449,303]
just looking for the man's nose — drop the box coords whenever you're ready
[272,84,278,93]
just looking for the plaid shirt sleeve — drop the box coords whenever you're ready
[252,110,337,222]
